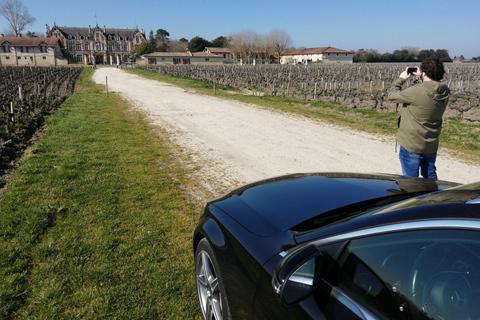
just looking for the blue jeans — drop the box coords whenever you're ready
[399,146,438,179]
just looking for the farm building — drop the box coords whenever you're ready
[204,47,268,65]
[204,47,234,63]
[46,23,146,65]
[140,51,224,65]
[281,47,354,64]
[0,36,66,66]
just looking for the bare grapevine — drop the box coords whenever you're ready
[139,63,480,121]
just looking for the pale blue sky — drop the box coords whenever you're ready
[2,0,479,59]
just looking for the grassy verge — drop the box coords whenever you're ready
[128,68,480,165]
[0,68,200,319]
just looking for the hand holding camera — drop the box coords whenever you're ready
[400,66,418,80]
[407,67,417,75]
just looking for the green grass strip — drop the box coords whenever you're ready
[0,68,199,319]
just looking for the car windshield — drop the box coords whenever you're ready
[332,229,480,320]
[292,192,422,232]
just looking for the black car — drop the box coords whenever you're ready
[193,172,480,320]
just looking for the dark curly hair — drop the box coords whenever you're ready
[420,56,445,81]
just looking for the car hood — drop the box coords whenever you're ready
[211,173,458,237]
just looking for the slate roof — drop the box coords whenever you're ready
[52,25,144,39]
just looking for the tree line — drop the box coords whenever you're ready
[129,28,293,64]
[354,48,452,63]
[1,0,477,63]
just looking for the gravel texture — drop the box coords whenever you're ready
[92,67,480,197]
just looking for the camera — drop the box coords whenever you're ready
[407,67,417,75]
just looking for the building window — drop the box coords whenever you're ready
[68,44,73,51]
[205,58,210,61]
[123,45,127,51]
[42,56,46,59]
[96,33,100,41]
[76,44,81,50]
[135,36,139,43]
[40,45,47,53]
[85,44,89,50]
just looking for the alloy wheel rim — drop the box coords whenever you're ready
[197,251,223,320]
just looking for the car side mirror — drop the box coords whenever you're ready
[273,244,322,305]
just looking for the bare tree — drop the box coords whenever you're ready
[0,0,35,37]
[229,30,264,64]
[229,29,293,64]
[266,29,293,64]
[168,39,188,52]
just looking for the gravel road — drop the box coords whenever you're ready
[92,67,480,197]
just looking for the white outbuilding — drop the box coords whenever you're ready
[281,46,354,64]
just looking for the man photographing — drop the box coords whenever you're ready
[388,56,450,179]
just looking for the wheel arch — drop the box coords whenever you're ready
[194,217,227,251]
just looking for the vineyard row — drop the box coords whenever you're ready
[0,66,83,181]
[139,63,480,121]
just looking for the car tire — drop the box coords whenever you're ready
[195,238,232,320]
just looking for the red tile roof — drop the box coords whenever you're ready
[282,46,354,55]
[205,47,231,54]
[143,51,192,57]
[143,51,222,58]
[1,37,60,47]
[191,51,222,57]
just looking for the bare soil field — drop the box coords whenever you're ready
[92,67,480,199]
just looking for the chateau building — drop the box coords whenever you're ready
[46,24,146,65]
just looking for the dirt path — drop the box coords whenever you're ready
[92,67,480,197]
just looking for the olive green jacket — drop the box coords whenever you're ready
[388,77,450,154]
